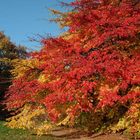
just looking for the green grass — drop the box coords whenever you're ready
[0,121,61,140]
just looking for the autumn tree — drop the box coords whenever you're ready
[4,0,140,138]
[0,32,27,119]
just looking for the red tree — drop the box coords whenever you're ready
[5,0,140,135]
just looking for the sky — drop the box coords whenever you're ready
[0,0,73,51]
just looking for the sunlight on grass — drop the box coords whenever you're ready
[0,121,62,140]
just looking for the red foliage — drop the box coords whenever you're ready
[5,0,140,122]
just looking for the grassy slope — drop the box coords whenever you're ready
[0,121,62,140]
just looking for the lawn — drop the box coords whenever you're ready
[0,121,62,140]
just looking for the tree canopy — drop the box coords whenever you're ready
[0,32,26,80]
[4,0,140,138]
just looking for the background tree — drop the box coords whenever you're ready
[0,31,27,119]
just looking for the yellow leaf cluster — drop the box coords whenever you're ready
[6,104,46,130]
[34,122,54,135]
[110,103,140,135]
[57,115,71,126]
[5,104,59,135]
[38,74,50,83]
[11,59,40,78]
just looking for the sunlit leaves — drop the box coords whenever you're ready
[4,0,140,136]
